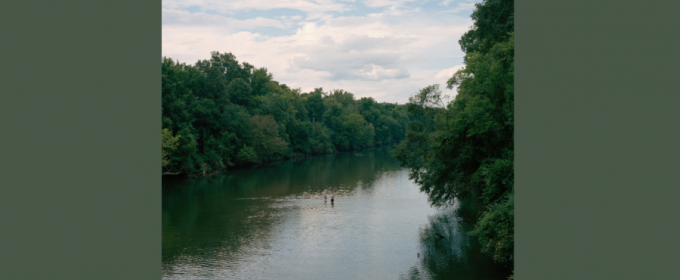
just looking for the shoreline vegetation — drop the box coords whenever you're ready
[392,0,514,276]
[162,143,399,178]
[162,52,410,178]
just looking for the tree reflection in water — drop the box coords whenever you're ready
[400,199,513,280]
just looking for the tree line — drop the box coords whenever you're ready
[393,0,514,268]
[162,53,409,175]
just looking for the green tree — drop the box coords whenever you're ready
[226,78,253,108]
[469,195,514,262]
[393,0,514,265]
[251,67,274,97]
[250,115,287,161]
[162,128,180,170]
[237,145,259,165]
[203,66,229,109]
[302,90,325,122]
[459,0,514,57]
[309,122,333,154]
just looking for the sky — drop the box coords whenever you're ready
[162,0,480,104]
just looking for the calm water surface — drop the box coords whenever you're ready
[162,147,512,279]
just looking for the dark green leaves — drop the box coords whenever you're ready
[226,78,253,108]
[162,52,410,175]
[393,0,514,263]
[469,196,514,263]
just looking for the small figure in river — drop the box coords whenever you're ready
[331,194,334,203]
[324,191,327,201]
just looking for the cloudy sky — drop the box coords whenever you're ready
[162,0,480,104]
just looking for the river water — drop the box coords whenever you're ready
[162,146,512,279]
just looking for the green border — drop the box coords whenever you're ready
[3,0,680,279]
[517,0,680,279]
[0,1,160,279]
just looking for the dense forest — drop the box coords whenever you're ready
[392,0,514,271]
[162,54,409,175]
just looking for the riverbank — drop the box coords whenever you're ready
[163,143,400,179]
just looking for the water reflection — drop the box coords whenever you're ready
[162,146,511,279]
[399,201,513,280]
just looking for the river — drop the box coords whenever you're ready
[162,146,512,279]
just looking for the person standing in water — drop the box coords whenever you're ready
[324,191,327,201]
[331,194,334,203]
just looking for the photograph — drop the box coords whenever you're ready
[161,0,514,279]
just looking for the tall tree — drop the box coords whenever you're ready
[162,128,180,170]
[393,0,514,264]
[249,115,287,161]
[227,78,253,108]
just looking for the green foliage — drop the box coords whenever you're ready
[287,119,312,155]
[226,78,253,108]
[396,34,514,207]
[251,67,274,97]
[162,52,409,175]
[469,195,514,263]
[256,92,289,123]
[203,66,229,108]
[221,104,251,139]
[173,126,199,172]
[237,145,259,165]
[309,122,333,154]
[330,89,355,109]
[393,0,513,264]
[162,128,180,170]
[458,0,514,57]
[476,151,513,205]
[345,113,372,150]
[302,91,325,122]
[409,84,450,110]
[250,115,287,161]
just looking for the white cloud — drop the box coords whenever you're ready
[163,9,286,29]
[162,2,473,103]
[363,0,417,8]
[292,51,409,81]
[162,0,346,13]
[434,65,465,80]
[305,12,333,22]
[436,3,477,15]
[327,15,381,27]
[439,0,454,6]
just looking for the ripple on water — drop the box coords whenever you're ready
[163,148,512,280]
